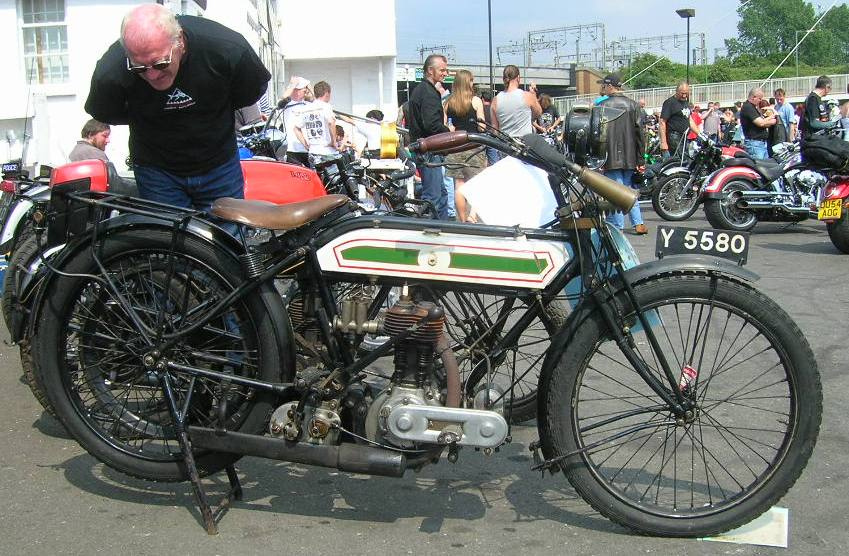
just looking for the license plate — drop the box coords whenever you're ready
[818,198,843,220]
[655,225,749,265]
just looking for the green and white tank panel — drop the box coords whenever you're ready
[315,227,570,289]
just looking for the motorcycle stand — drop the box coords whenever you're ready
[161,372,243,535]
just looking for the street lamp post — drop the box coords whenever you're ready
[795,29,820,78]
[677,8,696,84]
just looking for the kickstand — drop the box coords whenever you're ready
[161,372,243,535]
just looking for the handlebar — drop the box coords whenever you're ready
[409,131,637,212]
[389,159,416,182]
[409,131,470,153]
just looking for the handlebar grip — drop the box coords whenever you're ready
[564,161,638,212]
[409,131,469,153]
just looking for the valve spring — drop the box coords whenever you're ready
[239,251,265,279]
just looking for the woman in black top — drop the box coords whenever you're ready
[443,70,486,222]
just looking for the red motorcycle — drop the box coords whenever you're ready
[819,176,849,253]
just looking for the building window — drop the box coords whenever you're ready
[21,0,69,84]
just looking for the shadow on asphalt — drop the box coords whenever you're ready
[32,412,72,439]
[757,241,840,255]
[51,433,626,536]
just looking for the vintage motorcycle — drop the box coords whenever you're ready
[650,134,745,221]
[702,142,828,231]
[27,128,820,538]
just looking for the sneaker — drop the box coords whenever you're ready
[634,224,648,235]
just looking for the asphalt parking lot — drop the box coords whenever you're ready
[1,208,846,555]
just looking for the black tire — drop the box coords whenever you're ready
[33,229,288,482]
[539,274,821,537]
[433,290,567,423]
[19,339,57,418]
[826,211,849,254]
[704,180,758,231]
[2,230,43,330]
[651,172,701,221]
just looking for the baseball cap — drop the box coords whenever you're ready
[597,74,623,88]
[291,76,310,90]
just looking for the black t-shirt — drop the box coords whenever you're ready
[85,16,271,176]
[739,101,769,141]
[537,106,560,129]
[660,96,691,134]
[802,92,831,136]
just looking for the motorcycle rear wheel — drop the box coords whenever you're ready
[704,180,758,231]
[34,229,287,482]
[651,172,701,221]
[826,211,849,254]
[539,273,820,537]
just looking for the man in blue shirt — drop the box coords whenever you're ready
[773,88,796,142]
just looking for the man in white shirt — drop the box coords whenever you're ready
[281,76,311,165]
[294,80,337,159]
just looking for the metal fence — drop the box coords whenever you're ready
[553,73,849,114]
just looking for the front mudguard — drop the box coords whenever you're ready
[537,255,759,420]
[17,213,296,382]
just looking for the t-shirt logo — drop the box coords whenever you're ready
[164,88,196,110]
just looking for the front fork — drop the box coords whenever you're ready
[579,228,694,416]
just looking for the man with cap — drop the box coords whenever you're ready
[280,76,313,166]
[597,74,647,234]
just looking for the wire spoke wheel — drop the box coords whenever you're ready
[540,274,820,536]
[35,230,285,481]
[652,172,700,221]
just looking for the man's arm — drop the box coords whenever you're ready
[327,112,337,150]
[422,90,449,136]
[526,91,542,118]
[490,97,500,130]
[659,118,669,150]
[231,44,272,109]
[84,44,131,125]
[633,106,645,164]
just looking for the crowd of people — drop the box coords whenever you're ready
[68,4,848,233]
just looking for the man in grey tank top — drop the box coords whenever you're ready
[492,65,541,142]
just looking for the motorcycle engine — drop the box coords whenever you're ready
[364,297,446,449]
[793,169,827,193]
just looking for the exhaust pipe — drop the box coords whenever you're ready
[736,199,812,214]
[188,426,407,477]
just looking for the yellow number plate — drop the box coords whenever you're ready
[818,198,843,220]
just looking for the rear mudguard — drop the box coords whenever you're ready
[17,214,295,381]
[536,255,759,418]
[702,167,761,199]
[0,185,50,253]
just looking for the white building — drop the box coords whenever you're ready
[0,0,396,172]
[279,0,397,122]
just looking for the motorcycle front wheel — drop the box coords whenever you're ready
[538,273,821,537]
[34,229,288,482]
[651,172,701,221]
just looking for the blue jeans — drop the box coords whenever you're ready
[604,169,643,229]
[486,147,502,165]
[135,154,244,213]
[443,170,456,218]
[416,152,449,220]
[744,139,768,160]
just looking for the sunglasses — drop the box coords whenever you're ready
[126,44,175,74]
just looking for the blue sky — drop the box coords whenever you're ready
[396,0,750,66]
